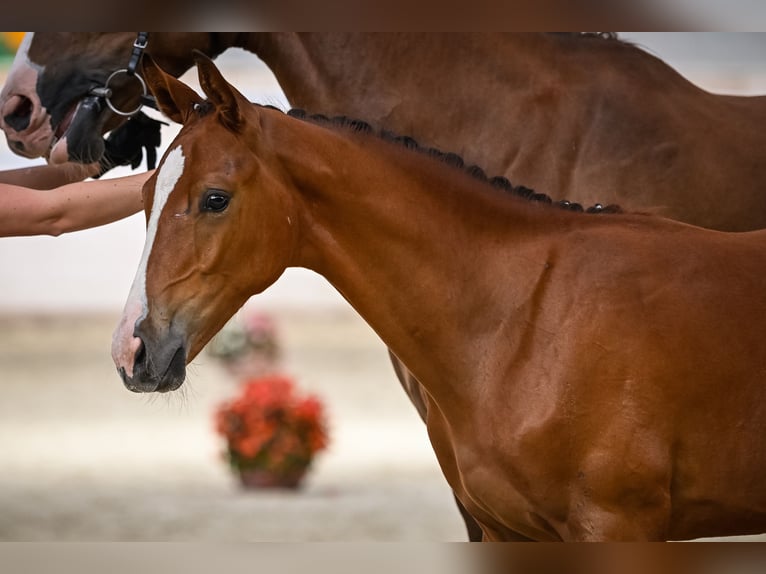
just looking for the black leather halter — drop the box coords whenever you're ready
[87,32,157,117]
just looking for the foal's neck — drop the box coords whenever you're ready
[268,112,571,399]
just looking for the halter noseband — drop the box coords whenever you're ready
[88,32,157,117]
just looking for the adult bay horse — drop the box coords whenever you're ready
[111,54,766,541]
[3,33,766,231]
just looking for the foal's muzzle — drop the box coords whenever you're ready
[118,334,187,393]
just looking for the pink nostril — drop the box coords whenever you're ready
[112,300,146,378]
[126,336,144,375]
[132,337,145,365]
[112,332,144,378]
[2,94,33,132]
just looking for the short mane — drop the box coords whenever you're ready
[282,107,622,215]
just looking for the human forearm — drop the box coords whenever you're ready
[47,171,151,235]
[0,162,100,190]
[0,170,152,237]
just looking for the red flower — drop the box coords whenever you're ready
[214,375,330,475]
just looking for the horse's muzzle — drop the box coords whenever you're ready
[118,335,187,393]
[48,96,107,165]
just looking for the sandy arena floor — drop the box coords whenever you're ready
[2,38,766,544]
[2,311,766,542]
[0,310,467,541]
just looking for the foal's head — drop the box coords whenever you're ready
[112,53,298,393]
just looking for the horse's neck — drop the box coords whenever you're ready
[247,33,766,150]
[248,33,556,116]
[149,33,254,77]
[240,33,702,195]
[147,34,224,77]
[268,113,566,398]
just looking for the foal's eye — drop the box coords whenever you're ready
[201,190,230,213]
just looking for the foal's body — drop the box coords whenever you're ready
[112,57,766,541]
[267,122,766,541]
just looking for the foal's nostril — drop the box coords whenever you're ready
[134,337,146,368]
[3,95,33,132]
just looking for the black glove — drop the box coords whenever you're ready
[95,111,167,177]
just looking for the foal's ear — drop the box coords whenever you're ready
[141,54,202,124]
[193,50,243,132]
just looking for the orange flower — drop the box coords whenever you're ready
[214,374,330,475]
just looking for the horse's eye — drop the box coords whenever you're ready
[201,190,230,213]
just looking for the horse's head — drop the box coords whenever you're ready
[0,33,149,163]
[0,33,215,165]
[112,53,299,393]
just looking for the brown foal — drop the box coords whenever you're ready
[111,55,766,541]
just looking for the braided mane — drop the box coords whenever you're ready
[283,108,622,215]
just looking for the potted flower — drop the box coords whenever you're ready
[214,374,330,489]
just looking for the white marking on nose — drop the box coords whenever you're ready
[112,146,186,376]
[1,33,40,97]
[0,33,61,161]
[0,34,42,123]
[9,33,38,72]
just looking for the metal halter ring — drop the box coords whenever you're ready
[102,68,148,117]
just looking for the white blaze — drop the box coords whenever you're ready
[5,32,39,78]
[0,32,41,108]
[15,32,34,61]
[0,34,45,135]
[111,146,186,376]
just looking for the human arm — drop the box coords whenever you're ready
[0,162,100,190]
[0,170,151,237]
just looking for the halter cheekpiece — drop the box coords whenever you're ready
[88,32,157,117]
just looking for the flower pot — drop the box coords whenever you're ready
[237,466,308,490]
